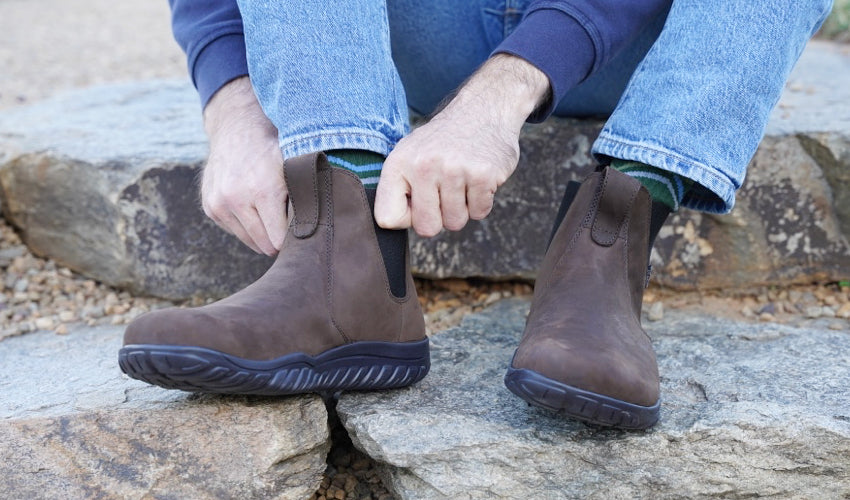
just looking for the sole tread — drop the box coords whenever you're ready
[119,339,430,395]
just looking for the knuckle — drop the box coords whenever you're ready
[220,190,248,210]
[412,157,438,179]
[466,168,493,187]
[202,195,224,217]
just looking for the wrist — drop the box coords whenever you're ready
[451,54,551,126]
[203,76,277,140]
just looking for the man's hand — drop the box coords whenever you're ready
[375,54,550,237]
[201,76,287,255]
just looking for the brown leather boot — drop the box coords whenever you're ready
[119,152,429,395]
[505,167,660,429]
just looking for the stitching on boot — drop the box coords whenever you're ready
[290,154,321,238]
[324,167,351,344]
[545,171,601,295]
[592,169,638,246]
[582,172,605,229]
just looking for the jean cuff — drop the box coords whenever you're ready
[592,134,737,214]
[280,129,398,160]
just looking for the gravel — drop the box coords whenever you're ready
[0,218,179,341]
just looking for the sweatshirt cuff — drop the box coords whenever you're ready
[493,8,595,122]
[192,33,250,109]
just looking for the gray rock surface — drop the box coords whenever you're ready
[0,325,330,499]
[1,43,848,298]
[337,299,850,499]
[0,80,273,299]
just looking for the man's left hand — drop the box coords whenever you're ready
[375,54,550,237]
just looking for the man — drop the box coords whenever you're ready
[119,0,832,430]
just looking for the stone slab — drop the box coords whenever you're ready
[0,80,273,300]
[0,325,330,499]
[1,43,848,299]
[337,299,850,499]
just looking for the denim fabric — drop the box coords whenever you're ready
[235,0,410,158]
[236,0,831,214]
[592,0,833,213]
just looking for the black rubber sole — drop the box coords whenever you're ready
[504,367,660,430]
[119,338,430,395]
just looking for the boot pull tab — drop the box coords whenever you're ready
[283,152,324,238]
[591,167,641,247]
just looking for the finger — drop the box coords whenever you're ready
[374,164,413,229]
[255,188,289,251]
[466,184,496,221]
[234,206,278,256]
[410,180,443,238]
[219,210,265,255]
[439,179,470,231]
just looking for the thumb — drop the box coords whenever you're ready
[374,161,412,229]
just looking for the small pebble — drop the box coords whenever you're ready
[13,279,29,293]
[34,317,54,330]
[757,303,776,315]
[805,306,823,319]
[647,302,664,322]
[351,457,371,471]
[801,292,818,305]
[483,291,502,305]
[828,322,845,331]
[343,475,358,492]
[758,312,776,322]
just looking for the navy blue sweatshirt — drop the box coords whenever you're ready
[169,0,669,121]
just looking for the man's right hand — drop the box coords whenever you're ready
[201,76,287,256]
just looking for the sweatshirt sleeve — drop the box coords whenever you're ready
[169,0,249,108]
[494,0,671,122]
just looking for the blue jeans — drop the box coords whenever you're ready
[235,0,832,214]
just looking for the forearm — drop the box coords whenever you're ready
[443,54,551,130]
[493,0,672,121]
[203,76,275,141]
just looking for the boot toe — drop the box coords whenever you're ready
[124,308,212,348]
[511,336,659,408]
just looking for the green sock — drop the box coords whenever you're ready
[326,150,384,187]
[611,159,693,211]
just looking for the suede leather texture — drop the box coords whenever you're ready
[512,167,660,407]
[124,153,426,360]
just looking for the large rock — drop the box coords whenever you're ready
[0,80,273,300]
[1,42,848,299]
[0,325,330,499]
[337,299,850,498]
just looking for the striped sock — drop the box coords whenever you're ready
[326,150,384,187]
[611,159,693,211]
